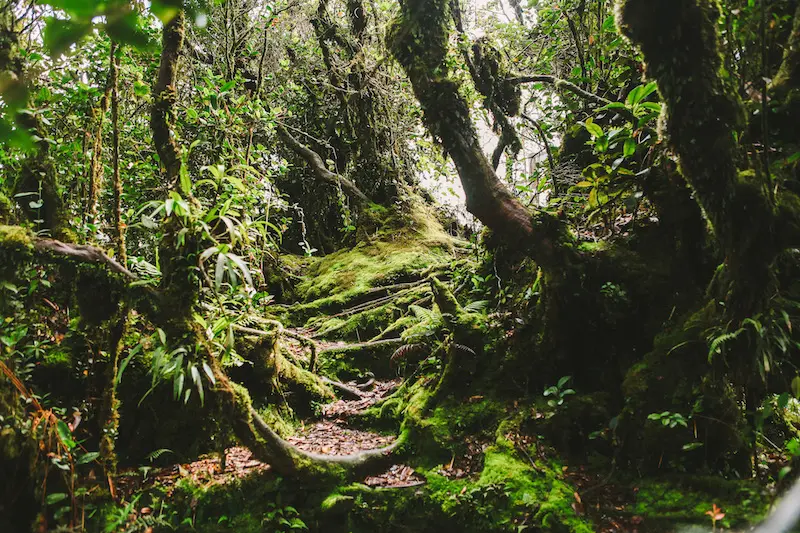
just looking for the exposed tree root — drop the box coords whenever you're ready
[320,376,368,400]
[208,353,404,479]
[234,322,320,372]
[0,229,404,482]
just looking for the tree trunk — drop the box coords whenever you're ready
[616,0,800,315]
[151,9,185,186]
[388,0,572,270]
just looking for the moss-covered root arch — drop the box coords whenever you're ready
[0,227,404,483]
[209,352,404,481]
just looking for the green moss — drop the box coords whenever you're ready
[255,403,297,437]
[0,194,13,224]
[40,348,71,368]
[0,225,32,249]
[372,315,418,341]
[631,477,769,529]
[310,302,400,341]
[287,203,461,325]
[317,338,400,379]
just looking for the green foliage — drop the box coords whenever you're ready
[543,376,575,408]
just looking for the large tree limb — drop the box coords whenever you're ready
[33,237,136,280]
[277,124,371,204]
[616,0,800,315]
[389,0,573,270]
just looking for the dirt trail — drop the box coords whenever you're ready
[118,374,423,494]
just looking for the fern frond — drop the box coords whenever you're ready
[410,305,435,322]
[391,343,422,365]
[453,343,476,357]
[707,328,744,362]
[464,300,490,313]
[146,448,174,462]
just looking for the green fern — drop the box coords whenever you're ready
[464,300,489,313]
[146,448,174,463]
[707,328,744,363]
[409,305,436,322]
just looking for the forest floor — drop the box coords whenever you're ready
[116,370,423,498]
[107,223,779,532]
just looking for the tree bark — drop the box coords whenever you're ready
[277,125,371,204]
[111,42,126,265]
[616,0,800,314]
[151,9,185,186]
[389,0,571,269]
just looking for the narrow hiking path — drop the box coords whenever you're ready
[116,329,420,495]
[116,372,419,494]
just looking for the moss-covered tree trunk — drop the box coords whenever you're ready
[388,0,573,271]
[616,0,800,315]
[151,9,185,186]
[85,42,117,226]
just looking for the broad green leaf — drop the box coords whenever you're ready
[46,492,68,505]
[190,364,201,387]
[77,451,100,465]
[179,168,192,196]
[202,361,216,385]
[584,119,603,138]
[778,392,790,410]
[134,81,149,97]
[173,371,185,400]
[623,138,636,157]
[215,252,227,291]
[44,18,92,57]
[56,420,76,450]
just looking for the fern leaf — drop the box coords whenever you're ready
[453,343,476,356]
[464,300,489,313]
[391,344,421,365]
[146,448,174,462]
[707,328,744,362]
[410,305,435,322]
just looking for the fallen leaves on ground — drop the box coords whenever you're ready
[436,435,488,479]
[365,464,425,488]
[287,420,394,455]
[116,446,270,499]
[323,378,402,418]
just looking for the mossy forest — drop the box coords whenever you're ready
[3,0,800,531]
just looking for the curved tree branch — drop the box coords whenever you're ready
[277,124,370,204]
[389,0,573,270]
[509,74,637,123]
